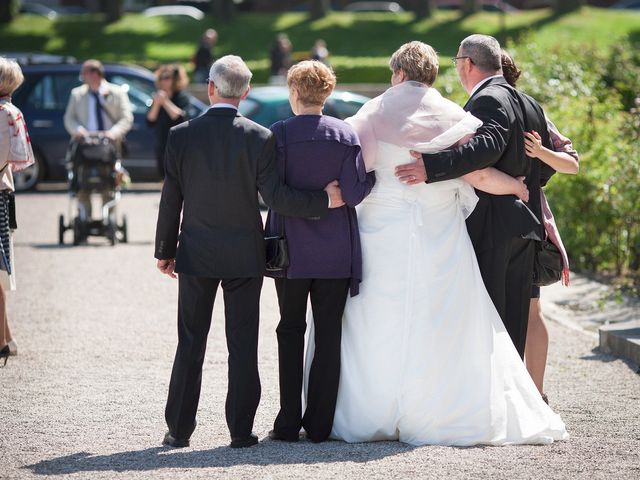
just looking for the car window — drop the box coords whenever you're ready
[108,74,155,114]
[272,102,294,124]
[25,73,81,110]
[238,98,260,117]
[328,99,364,120]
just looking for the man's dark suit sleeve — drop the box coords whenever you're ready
[154,127,183,259]
[257,134,329,218]
[422,95,511,182]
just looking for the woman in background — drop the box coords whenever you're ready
[0,57,35,366]
[501,50,580,404]
[147,64,191,180]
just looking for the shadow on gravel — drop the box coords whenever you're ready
[580,347,640,374]
[15,241,153,248]
[25,441,415,475]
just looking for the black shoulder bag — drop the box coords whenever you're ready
[265,121,290,272]
[533,233,563,287]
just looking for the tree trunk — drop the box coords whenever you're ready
[211,0,235,19]
[0,0,16,24]
[553,0,583,13]
[411,0,434,19]
[310,0,330,19]
[462,0,478,15]
[102,0,124,23]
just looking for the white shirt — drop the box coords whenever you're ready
[209,103,238,110]
[469,74,504,99]
[86,80,109,132]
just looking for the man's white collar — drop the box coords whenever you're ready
[469,74,504,98]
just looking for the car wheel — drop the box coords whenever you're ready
[13,152,45,191]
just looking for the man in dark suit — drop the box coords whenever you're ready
[395,34,553,358]
[155,55,344,449]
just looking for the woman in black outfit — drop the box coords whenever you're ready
[146,64,191,179]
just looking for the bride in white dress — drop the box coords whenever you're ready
[305,42,568,446]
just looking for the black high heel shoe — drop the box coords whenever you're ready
[0,345,10,367]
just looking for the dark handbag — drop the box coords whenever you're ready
[265,236,289,272]
[77,137,117,163]
[265,120,290,272]
[532,239,563,287]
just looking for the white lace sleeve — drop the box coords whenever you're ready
[456,179,479,219]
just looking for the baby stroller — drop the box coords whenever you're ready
[58,133,128,246]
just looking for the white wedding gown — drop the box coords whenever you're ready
[305,141,568,447]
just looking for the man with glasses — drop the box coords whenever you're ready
[64,59,133,220]
[396,34,553,359]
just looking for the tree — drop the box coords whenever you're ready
[462,0,478,15]
[409,0,434,19]
[211,0,235,20]
[0,0,18,24]
[101,0,124,23]
[553,0,583,14]
[310,0,330,19]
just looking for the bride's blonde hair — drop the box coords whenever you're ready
[389,41,439,86]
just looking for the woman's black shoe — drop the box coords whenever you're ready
[162,431,190,448]
[268,429,299,442]
[229,434,259,448]
[0,345,10,367]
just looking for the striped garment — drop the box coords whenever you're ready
[0,191,11,275]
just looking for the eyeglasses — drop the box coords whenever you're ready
[452,56,473,66]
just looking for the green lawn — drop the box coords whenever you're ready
[1,7,639,82]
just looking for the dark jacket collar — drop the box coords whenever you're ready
[204,107,241,117]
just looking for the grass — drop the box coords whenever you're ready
[1,7,639,82]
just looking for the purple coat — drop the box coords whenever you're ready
[265,115,375,295]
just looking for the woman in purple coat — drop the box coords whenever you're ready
[265,61,375,443]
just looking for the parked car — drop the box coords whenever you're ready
[610,0,640,9]
[8,58,207,191]
[20,2,89,18]
[142,6,205,20]
[238,86,370,128]
[344,2,405,13]
[435,0,518,12]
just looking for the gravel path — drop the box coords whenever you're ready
[1,190,638,480]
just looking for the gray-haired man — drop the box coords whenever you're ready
[155,55,344,449]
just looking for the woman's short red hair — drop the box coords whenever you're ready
[287,60,336,107]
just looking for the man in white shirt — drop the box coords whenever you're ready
[64,59,133,220]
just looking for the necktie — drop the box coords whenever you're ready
[91,90,105,131]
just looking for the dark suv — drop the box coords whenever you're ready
[9,57,207,190]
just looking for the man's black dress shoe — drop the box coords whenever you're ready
[268,429,299,442]
[229,434,259,449]
[162,432,190,448]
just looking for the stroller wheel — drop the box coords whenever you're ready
[119,215,128,243]
[72,217,83,246]
[107,219,117,246]
[58,214,65,245]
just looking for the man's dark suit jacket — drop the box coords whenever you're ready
[154,107,329,278]
[422,76,548,251]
